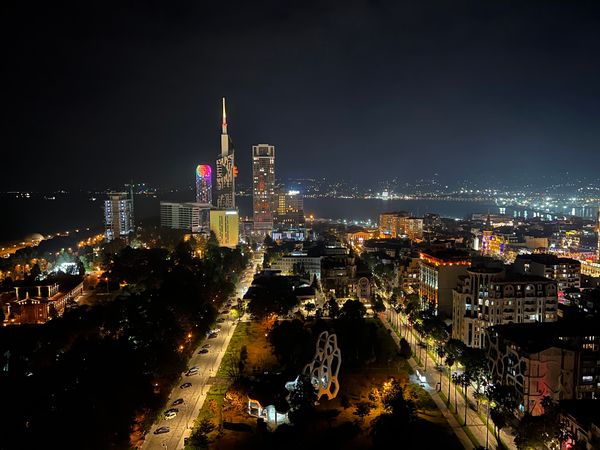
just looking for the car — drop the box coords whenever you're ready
[198,348,209,354]
[153,427,170,435]
[180,382,192,389]
[208,333,217,339]
[202,343,211,349]
[186,368,199,376]
[212,327,221,333]
[164,409,178,419]
[171,398,184,406]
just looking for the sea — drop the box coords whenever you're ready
[0,192,500,243]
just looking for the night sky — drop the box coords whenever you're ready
[3,0,600,191]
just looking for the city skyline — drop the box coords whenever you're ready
[3,1,600,191]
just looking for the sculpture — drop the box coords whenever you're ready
[248,330,341,429]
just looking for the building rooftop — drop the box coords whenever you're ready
[488,319,600,353]
[560,400,600,428]
[515,253,580,266]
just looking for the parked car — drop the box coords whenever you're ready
[180,382,192,389]
[154,427,170,435]
[198,348,209,354]
[164,409,178,419]
[202,344,211,349]
[171,398,184,406]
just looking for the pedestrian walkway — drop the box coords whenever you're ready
[379,312,517,450]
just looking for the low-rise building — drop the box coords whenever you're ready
[514,253,581,292]
[3,280,84,325]
[271,252,323,280]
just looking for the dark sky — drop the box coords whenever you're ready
[2,0,600,191]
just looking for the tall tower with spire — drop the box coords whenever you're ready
[596,203,600,262]
[216,97,236,209]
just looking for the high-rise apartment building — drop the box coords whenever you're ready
[104,191,134,242]
[160,202,210,233]
[274,190,305,229]
[379,211,410,239]
[216,98,235,209]
[195,164,212,204]
[209,209,239,248]
[252,144,275,233]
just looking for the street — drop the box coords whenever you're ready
[381,307,517,450]
[141,251,261,450]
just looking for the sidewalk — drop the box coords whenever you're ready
[381,310,517,450]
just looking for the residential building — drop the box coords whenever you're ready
[514,253,581,292]
[397,253,421,295]
[419,249,471,317]
[453,267,558,348]
[252,144,275,233]
[405,217,424,241]
[195,164,212,204]
[160,202,210,233]
[485,320,600,416]
[209,209,239,248]
[379,211,410,239]
[104,191,134,242]
[216,98,236,209]
[560,401,600,450]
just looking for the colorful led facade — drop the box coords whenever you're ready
[252,144,275,233]
[195,164,212,205]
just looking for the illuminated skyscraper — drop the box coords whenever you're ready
[596,204,600,262]
[104,191,134,242]
[195,164,212,204]
[252,144,275,233]
[216,98,236,209]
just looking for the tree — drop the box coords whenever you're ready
[372,296,385,314]
[187,418,215,449]
[340,299,366,321]
[353,401,373,423]
[326,297,340,319]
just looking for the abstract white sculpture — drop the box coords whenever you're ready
[303,331,341,401]
[248,331,341,429]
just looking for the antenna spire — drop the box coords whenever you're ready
[221,97,227,134]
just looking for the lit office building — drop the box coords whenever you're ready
[160,202,210,233]
[210,209,239,248]
[274,190,305,228]
[104,191,134,242]
[195,164,212,204]
[252,144,275,233]
[216,98,236,209]
[419,249,471,317]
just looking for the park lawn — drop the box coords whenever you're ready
[205,318,462,450]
